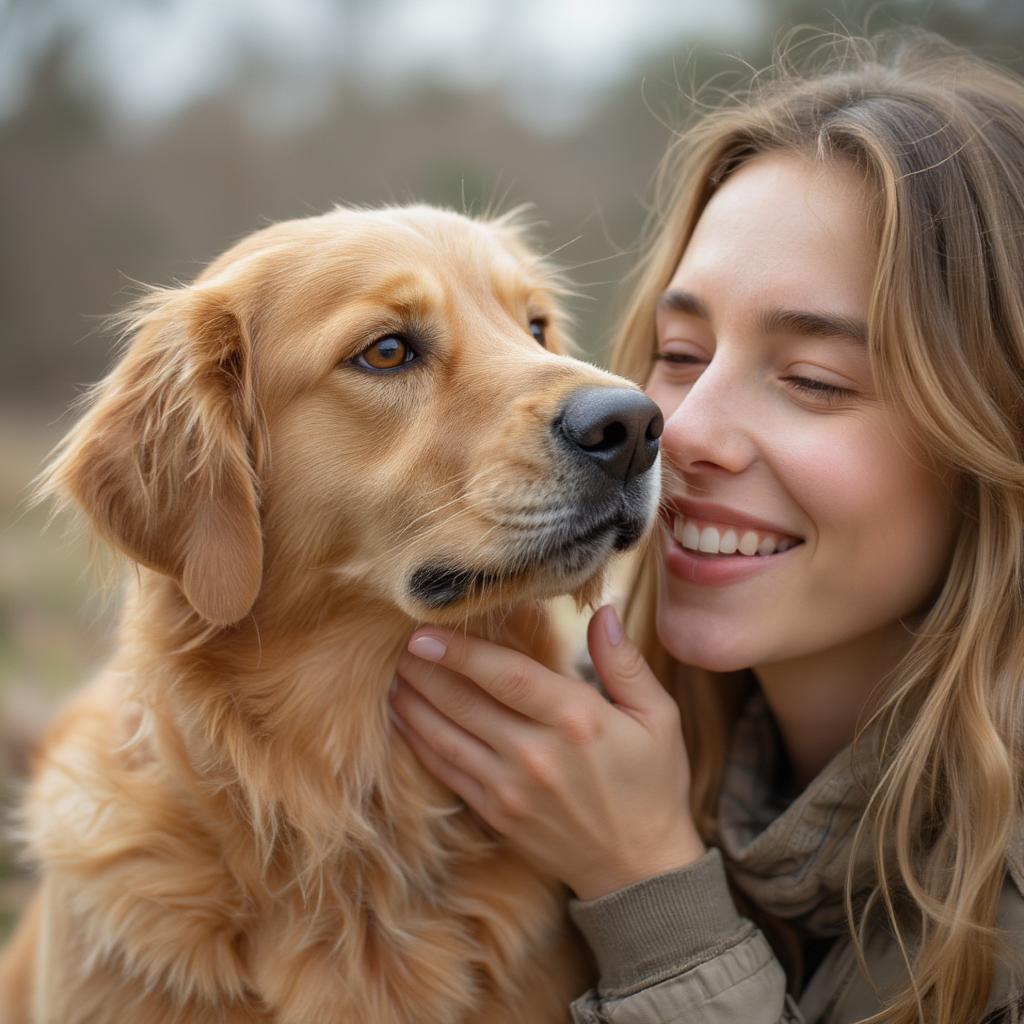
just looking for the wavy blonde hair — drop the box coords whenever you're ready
[613,30,1024,1024]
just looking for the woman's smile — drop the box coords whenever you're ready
[658,498,805,586]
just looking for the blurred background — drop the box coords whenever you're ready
[2,0,1022,939]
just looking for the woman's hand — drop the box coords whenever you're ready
[388,604,706,901]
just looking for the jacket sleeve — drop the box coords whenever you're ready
[569,848,804,1024]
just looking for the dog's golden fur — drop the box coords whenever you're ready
[0,206,660,1023]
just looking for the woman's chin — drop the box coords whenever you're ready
[656,613,755,674]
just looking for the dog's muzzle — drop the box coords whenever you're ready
[407,387,662,609]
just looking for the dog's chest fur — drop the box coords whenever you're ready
[20,584,588,1022]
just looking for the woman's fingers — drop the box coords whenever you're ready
[405,630,570,725]
[395,650,533,752]
[389,678,502,806]
[390,711,488,818]
[587,605,677,720]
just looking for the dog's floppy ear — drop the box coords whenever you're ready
[42,283,264,626]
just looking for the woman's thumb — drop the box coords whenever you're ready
[586,605,663,712]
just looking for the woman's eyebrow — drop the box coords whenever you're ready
[657,289,710,319]
[657,289,867,346]
[760,308,868,346]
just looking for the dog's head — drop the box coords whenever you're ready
[44,207,661,626]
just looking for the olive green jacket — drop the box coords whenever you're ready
[569,694,1024,1023]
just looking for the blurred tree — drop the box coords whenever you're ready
[2,0,1023,403]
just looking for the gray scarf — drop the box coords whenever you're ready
[715,692,885,936]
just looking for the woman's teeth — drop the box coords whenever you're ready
[671,515,800,557]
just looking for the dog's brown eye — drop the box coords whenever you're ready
[529,318,547,347]
[357,335,415,371]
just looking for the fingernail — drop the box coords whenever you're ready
[409,634,447,662]
[603,606,623,646]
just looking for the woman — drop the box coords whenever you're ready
[388,31,1024,1023]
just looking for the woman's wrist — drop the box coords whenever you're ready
[570,826,707,901]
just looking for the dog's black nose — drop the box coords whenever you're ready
[557,387,663,484]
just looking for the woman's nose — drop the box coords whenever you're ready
[659,369,758,475]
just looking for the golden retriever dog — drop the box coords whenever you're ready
[0,205,662,1023]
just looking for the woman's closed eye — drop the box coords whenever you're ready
[652,351,705,365]
[783,375,856,403]
[652,347,859,406]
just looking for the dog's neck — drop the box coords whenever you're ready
[120,570,558,885]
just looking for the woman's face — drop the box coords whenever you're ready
[646,152,956,674]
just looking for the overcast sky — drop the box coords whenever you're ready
[0,0,766,131]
